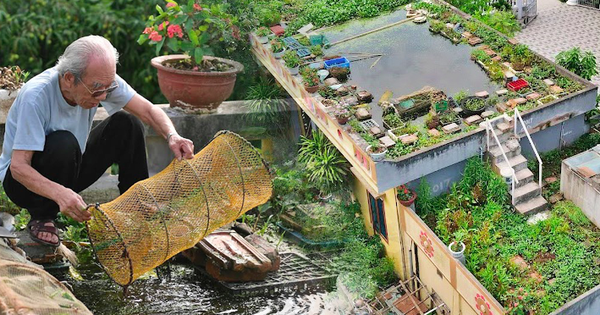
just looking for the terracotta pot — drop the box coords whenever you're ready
[336,116,349,125]
[305,84,319,93]
[151,55,244,110]
[398,190,417,207]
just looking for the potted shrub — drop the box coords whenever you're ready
[282,50,301,75]
[366,139,387,162]
[0,66,28,123]
[448,230,466,264]
[310,45,323,57]
[462,97,487,116]
[139,1,244,110]
[439,111,459,126]
[425,113,440,129]
[270,39,286,59]
[333,103,351,125]
[300,67,320,93]
[255,26,271,44]
[397,184,417,207]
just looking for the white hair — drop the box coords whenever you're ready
[56,35,120,80]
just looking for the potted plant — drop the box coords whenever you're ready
[270,39,286,59]
[439,111,459,126]
[0,66,29,123]
[510,44,533,71]
[461,97,487,116]
[255,26,270,44]
[425,113,440,129]
[397,184,417,207]
[448,230,466,264]
[139,0,244,110]
[282,50,301,75]
[333,103,351,125]
[366,138,387,162]
[300,67,320,93]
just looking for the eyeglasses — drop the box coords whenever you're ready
[78,77,119,98]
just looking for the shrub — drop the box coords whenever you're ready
[555,47,598,80]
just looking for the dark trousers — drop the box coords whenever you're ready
[3,111,149,221]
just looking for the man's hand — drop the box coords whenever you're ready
[168,133,194,161]
[54,187,90,222]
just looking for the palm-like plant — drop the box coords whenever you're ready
[298,131,349,195]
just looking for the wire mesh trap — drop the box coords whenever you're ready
[86,131,273,287]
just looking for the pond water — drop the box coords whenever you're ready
[68,260,330,315]
[322,11,500,122]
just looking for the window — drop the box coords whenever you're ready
[368,192,387,239]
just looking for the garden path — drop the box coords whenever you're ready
[515,0,600,87]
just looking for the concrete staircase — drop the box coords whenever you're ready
[485,117,548,215]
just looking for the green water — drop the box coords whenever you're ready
[322,13,500,123]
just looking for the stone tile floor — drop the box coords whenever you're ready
[515,0,600,87]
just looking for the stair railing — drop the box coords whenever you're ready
[485,116,519,205]
[514,108,543,190]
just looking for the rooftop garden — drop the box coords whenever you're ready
[416,132,600,314]
[257,1,588,162]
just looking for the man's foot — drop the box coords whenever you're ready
[26,219,61,247]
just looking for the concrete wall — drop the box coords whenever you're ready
[551,284,600,315]
[520,114,589,156]
[561,161,600,228]
[407,159,469,197]
[376,130,485,193]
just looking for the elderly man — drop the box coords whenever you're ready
[0,35,194,247]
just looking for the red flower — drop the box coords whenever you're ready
[193,3,202,11]
[148,31,162,42]
[142,27,153,34]
[166,2,177,8]
[158,21,169,31]
[167,24,183,38]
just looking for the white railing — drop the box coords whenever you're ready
[514,108,543,190]
[485,116,519,205]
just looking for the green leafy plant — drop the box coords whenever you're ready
[464,97,486,111]
[555,47,598,80]
[453,90,470,103]
[309,45,323,57]
[298,131,350,195]
[138,0,240,66]
[300,66,320,87]
[282,49,300,68]
[270,38,285,53]
[245,77,288,126]
[383,113,404,129]
[471,49,491,64]
[255,26,271,37]
[439,111,458,125]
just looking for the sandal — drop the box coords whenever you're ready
[26,219,61,247]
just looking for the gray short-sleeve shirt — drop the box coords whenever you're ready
[0,67,136,182]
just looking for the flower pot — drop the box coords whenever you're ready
[273,49,286,59]
[289,66,299,76]
[398,191,417,207]
[305,84,319,93]
[151,55,243,110]
[448,241,466,264]
[336,116,350,125]
[257,36,269,44]
[367,145,387,162]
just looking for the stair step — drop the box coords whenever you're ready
[489,144,521,164]
[497,122,512,133]
[514,168,534,187]
[515,196,549,216]
[511,182,540,204]
[497,154,528,172]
